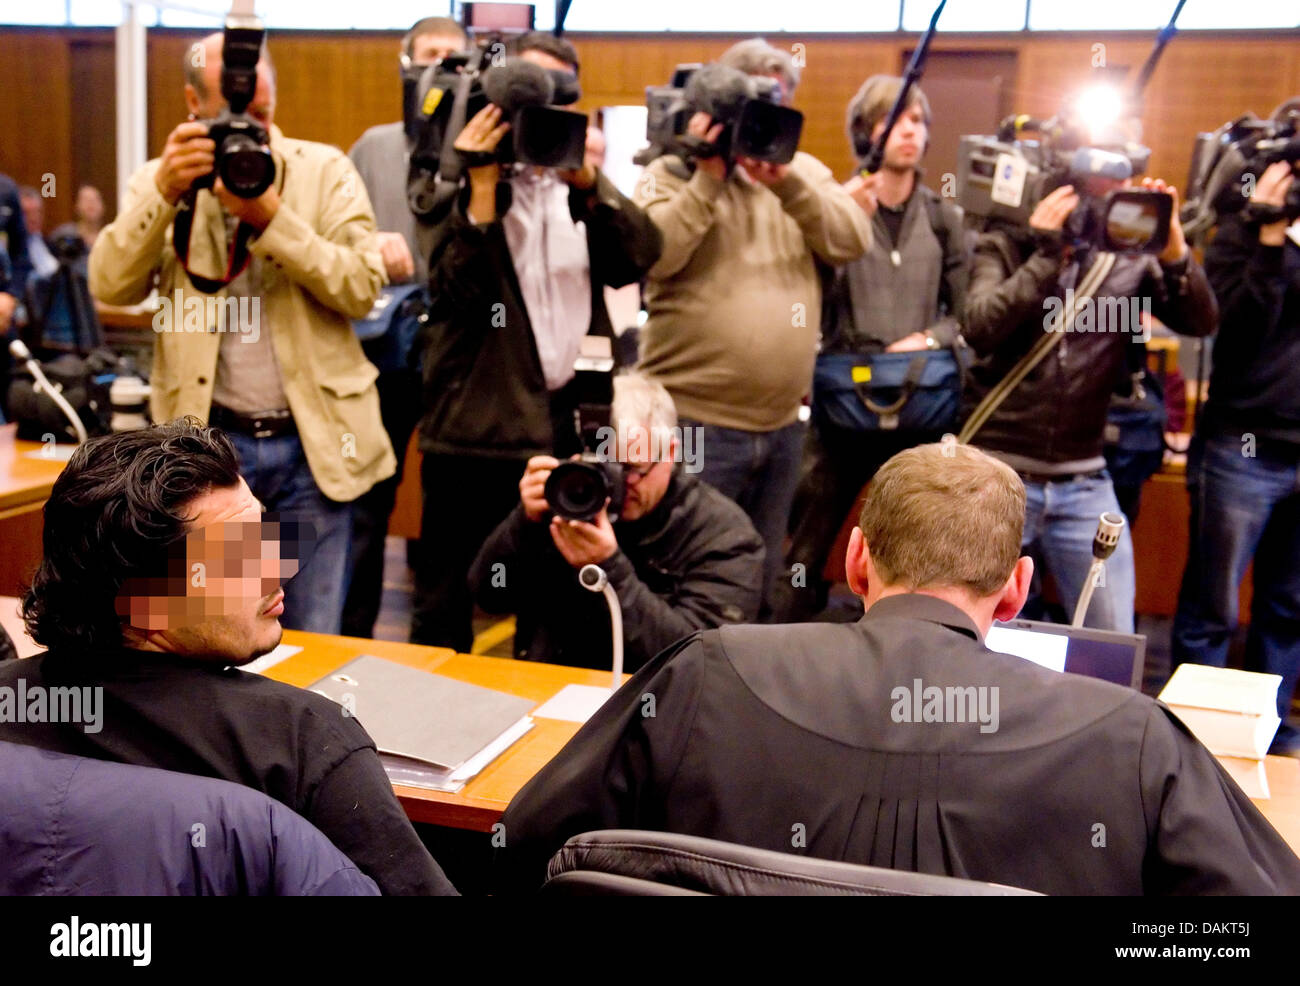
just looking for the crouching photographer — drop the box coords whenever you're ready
[468,373,764,673]
[410,33,662,652]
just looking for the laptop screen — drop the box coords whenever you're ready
[984,620,1146,689]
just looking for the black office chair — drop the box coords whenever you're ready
[540,830,1042,896]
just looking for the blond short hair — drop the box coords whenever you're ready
[859,443,1025,597]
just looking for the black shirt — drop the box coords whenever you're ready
[498,593,1300,895]
[0,648,456,895]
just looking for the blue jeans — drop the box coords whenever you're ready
[681,418,805,618]
[1021,471,1136,633]
[227,431,354,635]
[1173,434,1300,744]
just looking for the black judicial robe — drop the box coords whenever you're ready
[498,593,1300,895]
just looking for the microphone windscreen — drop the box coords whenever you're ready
[683,63,752,123]
[482,59,555,116]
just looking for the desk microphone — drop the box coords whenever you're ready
[1072,511,1126,627]
[579,564,623,691]
[8,339,89,445]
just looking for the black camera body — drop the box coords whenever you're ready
[956,115,1171,254]
[1183,107,1300,236]
[544,458,626,523]
[192,18,274,199]
[639,62,804,167]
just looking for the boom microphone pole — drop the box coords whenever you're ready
[860,0,946,176]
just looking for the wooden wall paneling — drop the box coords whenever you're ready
[0,30,75,227]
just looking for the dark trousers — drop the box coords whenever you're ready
[1172,432,1300,751]
[410,453,527,652]
[773,423,937,623]
[341,369,422,639]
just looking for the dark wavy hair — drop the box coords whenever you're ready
[22,418,242,653]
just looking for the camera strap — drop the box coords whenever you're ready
[958,250,1116,444]
[172,188,256,294]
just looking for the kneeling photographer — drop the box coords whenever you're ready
[410,33,662,652]
[958,112,1216,633]
[469,373,764,673]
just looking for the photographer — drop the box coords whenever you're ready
[411,33,662,652]
[469,372,763,672]
[962,174,1216,633]
[341,15,467,639]
[776,74,969,622]
[88,31,394,635]
[1173,157,1300,753]
[634,39,873,618]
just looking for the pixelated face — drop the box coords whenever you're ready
[117,477,302,664]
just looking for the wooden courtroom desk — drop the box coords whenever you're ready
[270,630,1300,854]
[0,426,69,597]
[269,630,629,832]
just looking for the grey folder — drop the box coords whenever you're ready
[309,655,537,770]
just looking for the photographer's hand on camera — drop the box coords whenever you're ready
[1251,161,1296,247]
[213,176,280,232]
[1140,176,1188,264]
[1027,184,1078,258]
[685,112,727,182]
[455,104,511,223]
[549,505,618,569]
[155,121,216,205]
[520,455,560,522]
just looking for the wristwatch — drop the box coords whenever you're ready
[924,331,941,350]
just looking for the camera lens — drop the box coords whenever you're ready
[544,461,613,522]
[219,135,275,198]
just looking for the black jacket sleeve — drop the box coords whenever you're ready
[571,169,663,290]
[308,748,459,895]
[469,504,550,614]
[961,229,1063,356]
[1204,215,1286,339]
[603,518,764,672]
[1141,704,1300,895]
[0,177,32,301]
[495,635,706,893]
[1143,253,1218,340]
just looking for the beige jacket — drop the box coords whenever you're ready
[89,125,395,503]
[635,152,872,431]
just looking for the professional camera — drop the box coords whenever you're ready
[408,48,587,174]
[1182,102,1300,237]
[543,339,625,523]
[637,62,804,167]
[191,14,274,199]
[955,110,1172,254]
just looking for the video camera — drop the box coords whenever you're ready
[956,108,1173,255]
[192,13,275,199]
[1182,101,1300,237]
[636,62,804,167]
[408,44,586,171]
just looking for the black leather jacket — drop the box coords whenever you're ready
[961,223,1217,465]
